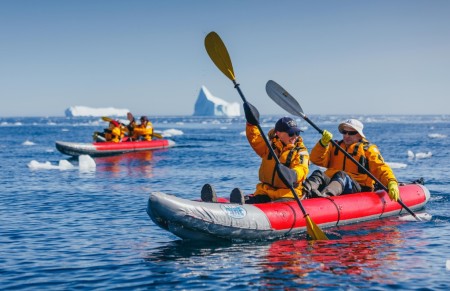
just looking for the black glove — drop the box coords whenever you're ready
[276,164,298,187]
[243,102,260,125]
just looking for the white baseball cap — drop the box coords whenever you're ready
[338,119,365,138]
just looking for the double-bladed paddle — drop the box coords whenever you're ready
[265,80,422,221]
[101,116,163,139]
[205,31,328,240]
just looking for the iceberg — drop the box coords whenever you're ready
[65,106,129,117]
[193,86,240,117]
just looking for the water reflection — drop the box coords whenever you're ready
[143,219,405,288]
[262,219,403,284]
[94,151,155,178]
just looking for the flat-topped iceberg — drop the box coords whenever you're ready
[65,106,129,117]
[193,86,240,117]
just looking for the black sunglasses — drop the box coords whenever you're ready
[340,130,358,136]
[287,129,301,137]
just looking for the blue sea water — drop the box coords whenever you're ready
[1,115,449,290]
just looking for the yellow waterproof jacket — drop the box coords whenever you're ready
[105,127,122,143]
[310,138,397,190]
[246,124,310,200]
[132,122,153,141]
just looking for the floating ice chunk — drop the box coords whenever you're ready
[399,213,432,222]
[23,140,35,146]
[28,160,74,170]
[78,155,96,171]
[162,129,183,137]
[28,160,57,170]
[387,162,407,169]
[428,133,447,139]
[407,150,432,159]
[415,152,432,159]
[59,160,76,170]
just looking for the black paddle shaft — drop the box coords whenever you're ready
[265,79,421,221]
[233,81,309,216]
[302,112,419,219]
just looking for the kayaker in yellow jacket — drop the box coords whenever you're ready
[131,116,153,141]
[201,102,310,204]
[104,120,123,143]
[92,120,123,143]
[244,117,310,203]
[304,118,399,201]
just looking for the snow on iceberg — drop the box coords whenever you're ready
[193,86,240,117]
[65,106,129,117]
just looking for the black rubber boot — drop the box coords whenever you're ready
[320,180,343,197]
[302,170,326,198]
[230,188,245,204]
[201,184,217,202]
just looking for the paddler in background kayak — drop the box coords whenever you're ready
[201,103,310,204]
[124,112,137,139]
[303,118,400,201]
[93,119,123,142]
[131,116,153,141]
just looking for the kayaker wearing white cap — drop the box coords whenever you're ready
[303,118,400,201]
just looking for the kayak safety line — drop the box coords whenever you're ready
[284,202,297,236]
[324,197,341,227]
[378,194,387,219]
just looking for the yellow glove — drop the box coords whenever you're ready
[320,130,333,146]
[387,181,399,201]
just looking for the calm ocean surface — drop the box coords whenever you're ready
[1,115,449,290]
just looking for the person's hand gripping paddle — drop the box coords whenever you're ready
[265,80,421,222]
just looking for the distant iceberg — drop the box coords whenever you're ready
[65,106,129,117]
[193,86,240,117]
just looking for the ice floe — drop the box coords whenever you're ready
[407,150,432,159]
[161,129,183,137]
[28,155,96,171]
[387,162,407,169]
[399,213,432,222]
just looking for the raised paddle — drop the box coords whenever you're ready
[101,116,163,139]
[205,31,328,240]
[265,80,422,222]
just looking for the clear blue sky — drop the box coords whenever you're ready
[1,0,449,117]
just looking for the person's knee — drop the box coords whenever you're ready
[331,171,346,180]
[330,171,347,188]
[309,170,326,183]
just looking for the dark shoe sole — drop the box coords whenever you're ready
[230,188,245,204]
[201,184,217,202]
[311,189,330,198]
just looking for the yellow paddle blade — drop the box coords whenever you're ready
[152,132,163,139]
[305,215,329,240]
[204,32,236,81]
[101,116,112,122]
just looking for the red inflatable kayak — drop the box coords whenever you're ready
[55,139,175,157]
[147,184,430,241]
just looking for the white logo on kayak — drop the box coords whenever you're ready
[221,204,247,219]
